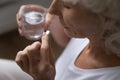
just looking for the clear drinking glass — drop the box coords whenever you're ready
[22,9,46,40]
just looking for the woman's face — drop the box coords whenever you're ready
[49,0,103,38]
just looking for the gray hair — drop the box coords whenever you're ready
[79,0,120,56]
[79,0,120,20]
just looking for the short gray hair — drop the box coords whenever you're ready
[79,0,120,20]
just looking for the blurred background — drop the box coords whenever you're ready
[0,0,63,60]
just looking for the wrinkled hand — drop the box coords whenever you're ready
[16,4,47,36]
[15,32,56,80]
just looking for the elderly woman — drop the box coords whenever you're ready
[16,0,120,80]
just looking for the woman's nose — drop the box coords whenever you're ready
[48,0,60,15]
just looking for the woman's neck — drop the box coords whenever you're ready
[75,38,120,69]
[89,38,120,66]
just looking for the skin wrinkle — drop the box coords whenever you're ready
[51,2,120,69]
[15,0,120,80]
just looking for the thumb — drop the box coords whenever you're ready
[41,30,50,49]
[40,30,51,61]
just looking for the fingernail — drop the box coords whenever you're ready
[42,30,50,37]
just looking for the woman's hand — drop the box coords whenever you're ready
[16,4,70,47]
[15,32,56,80]
[16,4,47,36]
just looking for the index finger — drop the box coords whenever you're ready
[41,31,55,66]
[16,5,27,36]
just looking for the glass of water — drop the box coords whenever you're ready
[22,7,46,40]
